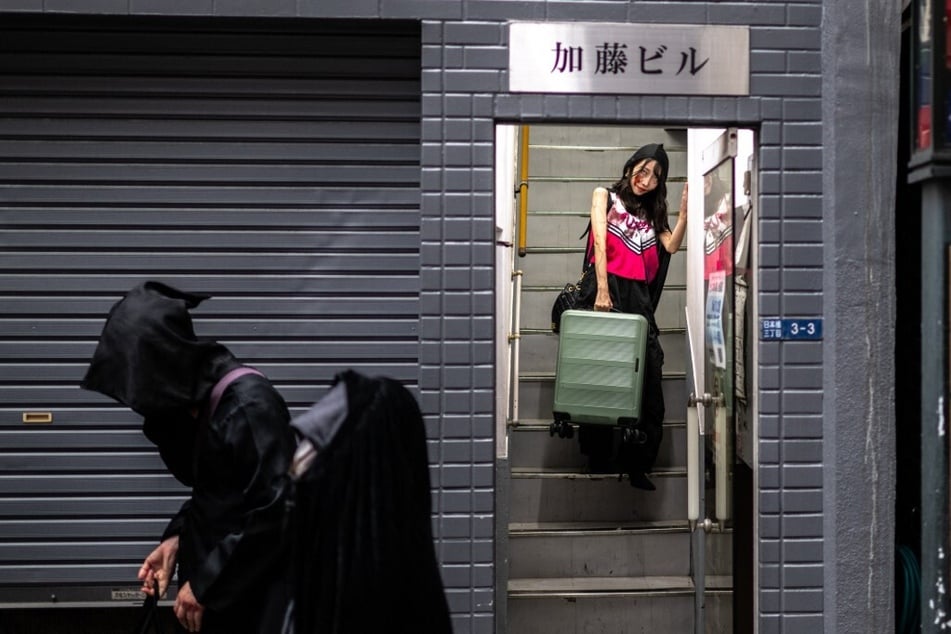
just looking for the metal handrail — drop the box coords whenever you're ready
[685,306,703,524]
[516,125,530,257]
[509,270,523,425]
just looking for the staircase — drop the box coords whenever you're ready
[504,126,733,633]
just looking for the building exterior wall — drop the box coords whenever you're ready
[821,2,899,633]
[0,1,900,633]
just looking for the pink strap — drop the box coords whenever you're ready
[208,367,265,419]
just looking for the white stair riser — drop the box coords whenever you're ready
[507,591,732,634]
[509,474,688,523]
[509,424,688,470]
[510,531,691,578]
[509,528,734,578]
[516,377,687,425]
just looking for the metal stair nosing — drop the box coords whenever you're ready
[508,574,734,598]
[509,518,689,536]
[508,417,686,431]
[510,465,686,479]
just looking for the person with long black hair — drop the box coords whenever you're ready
[580,143,688,490]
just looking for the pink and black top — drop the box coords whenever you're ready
[588,192,661,283]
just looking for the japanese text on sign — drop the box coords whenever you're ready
[550,42,710,77]
[509,22,749,95]
[760,319,823,341]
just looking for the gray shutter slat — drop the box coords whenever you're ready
[0,543,161,562]
[0,96,422,118]
[0,275,420,293]
[0,453,166,472]
[0,318,418,337]
[0,185,421,205]
[0,119,421,139]
[0,341,419,363]
[0,499,185,517]
[0,254,419,273]
[0,141,422,163]
[2,230,419,249]
[0,430,147,449]
[0,296,420,315]
[0,519,174,537]
[1,208,421,227]
[0,475,185,494]
[0,164,422,183]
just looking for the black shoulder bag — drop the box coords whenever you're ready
[550,193,611,332]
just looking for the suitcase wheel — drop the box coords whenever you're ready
[549,420,574,439]
[622,427,647,445]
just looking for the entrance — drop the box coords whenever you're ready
[496,124,756,633]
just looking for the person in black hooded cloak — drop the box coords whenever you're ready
[81,281,294,633]
[578,143,688,491]
[286,369,453,634]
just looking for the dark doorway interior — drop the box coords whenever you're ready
[895,12,922,634]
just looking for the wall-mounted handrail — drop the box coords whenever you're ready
[685,306,702,524]
[516,125,530,257]
[509,269,524,425]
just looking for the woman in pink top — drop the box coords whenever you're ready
[581,143,688,490]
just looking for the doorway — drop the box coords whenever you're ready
[495,123,757,633]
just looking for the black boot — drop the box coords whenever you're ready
[629,471,656,491]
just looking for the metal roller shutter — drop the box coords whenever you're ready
[0,15,421,605]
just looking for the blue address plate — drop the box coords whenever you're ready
[760,318,822,341]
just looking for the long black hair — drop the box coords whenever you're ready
[610,143,671,235]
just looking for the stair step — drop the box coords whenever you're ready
[509,467,687,523]
[509,419,687,470]
[509,520,733,578]
[510,520,690,578]
[507,576,733,634]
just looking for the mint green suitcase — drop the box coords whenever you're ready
[551,309,649,441]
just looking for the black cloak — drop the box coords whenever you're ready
[287,370,453,634]
[81,281,294,633]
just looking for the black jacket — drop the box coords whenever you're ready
[81,281,294,633]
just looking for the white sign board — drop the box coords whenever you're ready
[509,22,749,96]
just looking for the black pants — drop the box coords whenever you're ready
[577,274,665,475]
[578,330,665,474]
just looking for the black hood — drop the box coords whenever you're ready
[81,281,238,416]
[623,142,670,189]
